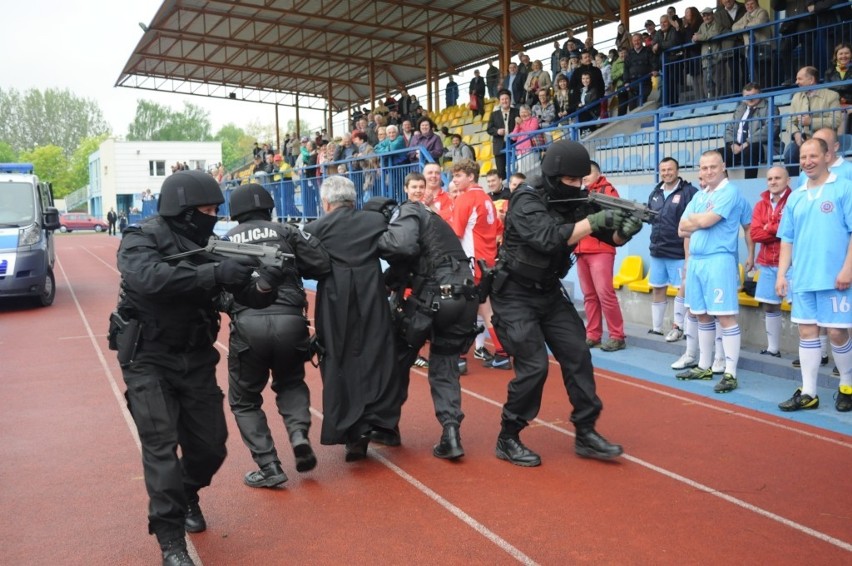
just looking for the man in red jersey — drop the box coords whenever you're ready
[450,159,511,369]
[424,162,453,222]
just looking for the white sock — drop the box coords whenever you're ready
[799,339,822,397]
[475,315,486,349]
[819,334,829,359]
[714,320,725,363]
[651,301,667,332]
[721,324,741,377]
[698,321,716,369]
[685,314,698,358]
[831,338,852,388]
[674,296,686,328]
[765,311,782,354]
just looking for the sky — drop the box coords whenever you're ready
[0,0,695,142]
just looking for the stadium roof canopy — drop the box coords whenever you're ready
[117,0,665,114]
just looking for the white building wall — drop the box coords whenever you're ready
[90,139,222,216]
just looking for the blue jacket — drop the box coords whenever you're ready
[647,177,698,259]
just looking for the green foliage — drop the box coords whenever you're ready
[20,146,70,196]
[285,119,315,137]
[66,135,109,195]
[214,124,255,170]
[127,100,213,141]
[0,141,16,163]
[0,87,109,157]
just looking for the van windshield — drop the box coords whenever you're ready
[0,182,36,226]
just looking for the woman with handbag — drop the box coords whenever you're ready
[524,60,552,107]
[511,105,541,174]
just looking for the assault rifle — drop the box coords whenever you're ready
[162,236,295,268]
[551,191,657,224]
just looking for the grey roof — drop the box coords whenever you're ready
[117,0,661,112]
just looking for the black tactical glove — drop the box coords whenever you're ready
[214,256,259,286]
[586,209,625,233]
[256,264,287,291]
[617,215,643,241]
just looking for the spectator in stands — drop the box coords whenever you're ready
[584,37,598,59]
[615,23,632,53]
[333,132,356,165]
[486,61,500,99]
[576,161,628,352]
[487,90,520,181]
[386,108,401,126]
[423,162,453,223]
[374,126,389,153]
[653,14,685,104]
[647,157,699,342]
[408,94,421,120]
[351,131,377,199]
[717,83,781,179]
[524,60,552,107]
[826,42,852,133]
[518,53,533,75]
[693,8,726,100]
[374,99,389,116]
[446,76,459,108]
[596,53,613,107]
[783,66,845,176]
[409,118,445,163]
[681,7,703,101]
[469,70,486,118]
[554,75,573,121]
[447,134,475,165]
[577,72,601,134]
[531,88,557,129]
[553,57,569,85]
[503,62,527,108]
[644,19,657,43]
[750,166,792,358]
[732,0,772,87]
[398,87,411,121]
[771,0,814,85]
[401,120,415,146]
[569,50,606,114]
[512,105,540,158]
[668,6,684,30]
[776,137,852,413]
[676,150,753,394]
[715,0,747,94]
[622,33,657,114]
[610,48,625,115]
[551,41,566,78]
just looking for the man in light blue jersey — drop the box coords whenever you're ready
[675,150,753,393]
[776,138,852,412]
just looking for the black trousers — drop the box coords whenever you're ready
[122,346,227,544]
[718,142,767,179]
[108,221,116,236]
[491,280,603,435]
[227,312,311,467]
[394,294,478,427]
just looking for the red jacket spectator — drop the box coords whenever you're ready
[750,186,791,267]
[575,174,618,255]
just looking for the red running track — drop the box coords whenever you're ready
[1,234,849,565]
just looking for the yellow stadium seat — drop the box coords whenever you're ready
[463,134,472,145]
[451,118,460,127]
[666,285,679,297]
[613,256,643,289]
[551,129,564,141]
[781,299,791,312]
[627,273,652,293]
[478,145,493,161]
[737,263,759,307]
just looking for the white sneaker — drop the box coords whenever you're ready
[671,353,697,370]
[712,358,726,374]
[664,326,684,342]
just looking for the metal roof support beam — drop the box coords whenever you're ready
[295,93,301,139]
[327,79,334,138]
[425,34,433,114]
[587,15,594,39]
[275,103,280,154]
[620,0,629,30]
[501,0,511,85]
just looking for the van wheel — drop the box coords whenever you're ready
[59,226,68,233]
[36,268,56,307]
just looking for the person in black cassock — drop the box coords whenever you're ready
[303,175,400,461]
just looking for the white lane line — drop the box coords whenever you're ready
[80,246,120,274]
[594,368,852,449]
[56,257,205,565]
[307,408,539,565]
[456,384,852,553]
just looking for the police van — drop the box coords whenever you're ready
[0,163,61,306]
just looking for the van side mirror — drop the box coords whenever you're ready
[43,207,61,231]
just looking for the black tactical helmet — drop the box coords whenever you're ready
[157,170,224,217]
[363,196,398,222]
[540,140,592,180]
[229,184,275,219]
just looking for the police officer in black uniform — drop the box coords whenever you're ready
[113,170,287,566]
[223,184,330,487]
[376,173,479,459]
[489,141,643,467]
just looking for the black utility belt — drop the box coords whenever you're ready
[506,271,560,292]
[137,338,212,355]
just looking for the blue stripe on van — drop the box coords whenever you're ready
[0,232,18,250]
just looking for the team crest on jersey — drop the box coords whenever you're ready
[820,201,835,213]
[672,194,681,204]
[705,199,714,211]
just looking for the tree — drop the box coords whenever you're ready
[126,100,213,141]
[66,135,109,195]
[19,145,70,196]
[284,119,315,138]
[0,141,16,163]
[214,124,255,170]
[0,88,109,158]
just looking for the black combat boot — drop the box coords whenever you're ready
[344,434,370,462]
[184,500,206,533]
[495,434,541,467]
[244,461,288,488]
[369,426,402,447]
[290,430,318,473]
[161,538,195,566]
[575,428,623,460]
[433,423,464,460]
